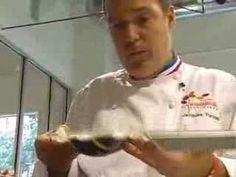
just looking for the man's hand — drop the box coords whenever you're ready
[123,136,217,177]
[0,169,15,177]
[35,125,78,176]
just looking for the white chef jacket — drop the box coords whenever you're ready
[34,59,236,177]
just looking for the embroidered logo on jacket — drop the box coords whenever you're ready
[181,91,220,120]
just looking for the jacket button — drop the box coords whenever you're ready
[111,104,117,110]
[169,102,175,109]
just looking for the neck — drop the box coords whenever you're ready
[130,53,175,81]
[130,69,163,81]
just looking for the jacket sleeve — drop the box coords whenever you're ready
[33,158,81,177]
[219,156,236,177]
[219,75,236,177]
[32,159,48,177]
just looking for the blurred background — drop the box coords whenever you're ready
[0,0,235,176]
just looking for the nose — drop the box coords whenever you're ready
[124,24,140,45]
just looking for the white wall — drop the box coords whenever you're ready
[0,75,20,115]
[1,8,235,92]
[102,10,236,76]
[0,22,75,88]
[173,10,236,75]
[70,18,107,90]
[0,43,50,117]
[0,0,93,90]
[0,18,108,91]
[0,42,22,115]
[0,0,32,27]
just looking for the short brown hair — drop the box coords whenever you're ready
[159,0,172,11]
[103,0,172,13]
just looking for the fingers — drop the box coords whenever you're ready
[123,136,164,169]
[128,135,164,154]
[123,135,215,177]
[123,142,143,158]
[56,124,70,137]
[37,125,69,144]
[34,125,75,162]
[34,126,78,172]
[123,141,157,168]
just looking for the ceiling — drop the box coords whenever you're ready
[0,0,100,30]
[0,0,235,85]
[0,0,235,30]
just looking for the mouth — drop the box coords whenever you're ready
[128,50,149,58]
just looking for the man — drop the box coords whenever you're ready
[34,0,236,177]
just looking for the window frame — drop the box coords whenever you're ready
[0,38,71,177]
[175,0,236,19]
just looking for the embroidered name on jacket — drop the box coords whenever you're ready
[181,91,220,121]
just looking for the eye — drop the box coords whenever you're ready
[140,16,150,22]
[110,22,127,31]
[136,15,151,26]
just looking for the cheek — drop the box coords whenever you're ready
[115,42,124,52]
[150,28,170,47]
[113,38,126,54]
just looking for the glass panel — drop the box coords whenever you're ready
[19,61,50,177]
[0,0,103,29]
[0,42,22,172]
[1,0,236,29]
[19,113,38,177]
[175,0,236,18]
[49,80,67,130]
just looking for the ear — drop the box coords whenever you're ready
[166,6,176,31]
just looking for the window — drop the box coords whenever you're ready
[0,115,17,170]
[0,113,38,177]
[174,0,236,18]
[49,81,67,130]
[20,113,38,177]
[0,42,22,173]
[0,39,71,176]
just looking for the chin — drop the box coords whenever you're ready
[125,62,156,79]
[127,69,154,80]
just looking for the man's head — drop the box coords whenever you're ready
[105,0,176,80]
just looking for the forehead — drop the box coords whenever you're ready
[105,0,162,21]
